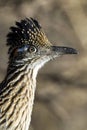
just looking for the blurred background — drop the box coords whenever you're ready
[0,0,87,130]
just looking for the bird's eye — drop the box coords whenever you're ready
[29,46,37,53]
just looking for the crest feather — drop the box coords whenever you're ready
[7,18,51,54]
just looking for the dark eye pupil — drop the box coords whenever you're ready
[29,46,36,53]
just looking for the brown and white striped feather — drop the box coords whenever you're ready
[0,65,36,130]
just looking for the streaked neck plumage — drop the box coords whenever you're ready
[0,55,50,130]
[0,18,78,130]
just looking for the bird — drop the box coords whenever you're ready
[0,18,78,130]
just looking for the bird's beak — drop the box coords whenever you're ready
[50,46,78,57]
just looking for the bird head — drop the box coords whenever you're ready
[7,18,78,69]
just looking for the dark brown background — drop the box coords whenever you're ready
[0,0,87,130]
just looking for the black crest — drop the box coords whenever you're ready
[7,18,42,54]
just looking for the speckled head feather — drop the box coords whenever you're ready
[7,18,51,54]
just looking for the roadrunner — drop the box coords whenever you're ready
[0,18,77,130]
